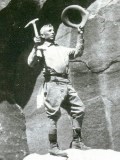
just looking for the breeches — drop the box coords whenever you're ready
[43,79,85,129]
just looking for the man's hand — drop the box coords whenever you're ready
[77,26,84,34]
[33,36,41,43]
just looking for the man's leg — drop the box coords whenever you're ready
[44,81,68,157]
[48,118,68,157]
[68,84,91,150]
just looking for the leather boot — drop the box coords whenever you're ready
[70,128,91,150]
[49,131,68,157]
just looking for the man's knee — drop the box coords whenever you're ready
[71,104,85,118]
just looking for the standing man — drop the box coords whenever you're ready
[28,24,90,157]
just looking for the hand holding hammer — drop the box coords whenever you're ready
[25,18,41,43]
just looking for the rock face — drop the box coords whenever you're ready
[0,0,10,10]
[23,0,120,154]
[57,0,120,151]
[82,0,120,151]
[0,101,29,160]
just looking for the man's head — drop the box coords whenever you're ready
[40,24,55,42]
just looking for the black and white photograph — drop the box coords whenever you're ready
[0,0,120,160]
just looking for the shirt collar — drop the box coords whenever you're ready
[43,41,58,47]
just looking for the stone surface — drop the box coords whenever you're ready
[0,0,10,10]
[24,149,120,160]
[82,0,120,151]
[0,101,29,160]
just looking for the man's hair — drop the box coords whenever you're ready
[40,24,53,35]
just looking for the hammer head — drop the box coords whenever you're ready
[24,18,39,28]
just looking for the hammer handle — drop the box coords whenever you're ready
[33,23,39,37]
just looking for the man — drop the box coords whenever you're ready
[28,24,90,157]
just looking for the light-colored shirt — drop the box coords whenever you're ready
[27,31,84,73]
[28,41,75,74]
[39,42,75,74]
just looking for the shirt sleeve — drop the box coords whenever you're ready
[66,32,84,59]
[64,47,76,59]
[28,47,36,66]
[27,46,43,67]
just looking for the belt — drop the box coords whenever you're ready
[51,73,68,78]
[44,74,69,82]
[44,73,68,78]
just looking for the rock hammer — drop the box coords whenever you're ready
[25,18,39,37]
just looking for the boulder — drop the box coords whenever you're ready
[0,101,29,160]
[23,149,120,160]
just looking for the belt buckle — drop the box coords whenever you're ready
[62,73,67,78]
[55,77,59,85]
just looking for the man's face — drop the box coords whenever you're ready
[41,26,55,42]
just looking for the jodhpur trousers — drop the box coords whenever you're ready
[43,76,85,133]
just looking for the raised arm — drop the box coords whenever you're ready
[27,47,38,67]
[27,37,42,67]
[74,27,84,58]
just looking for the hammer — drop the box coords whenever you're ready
[25,18,39,37]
